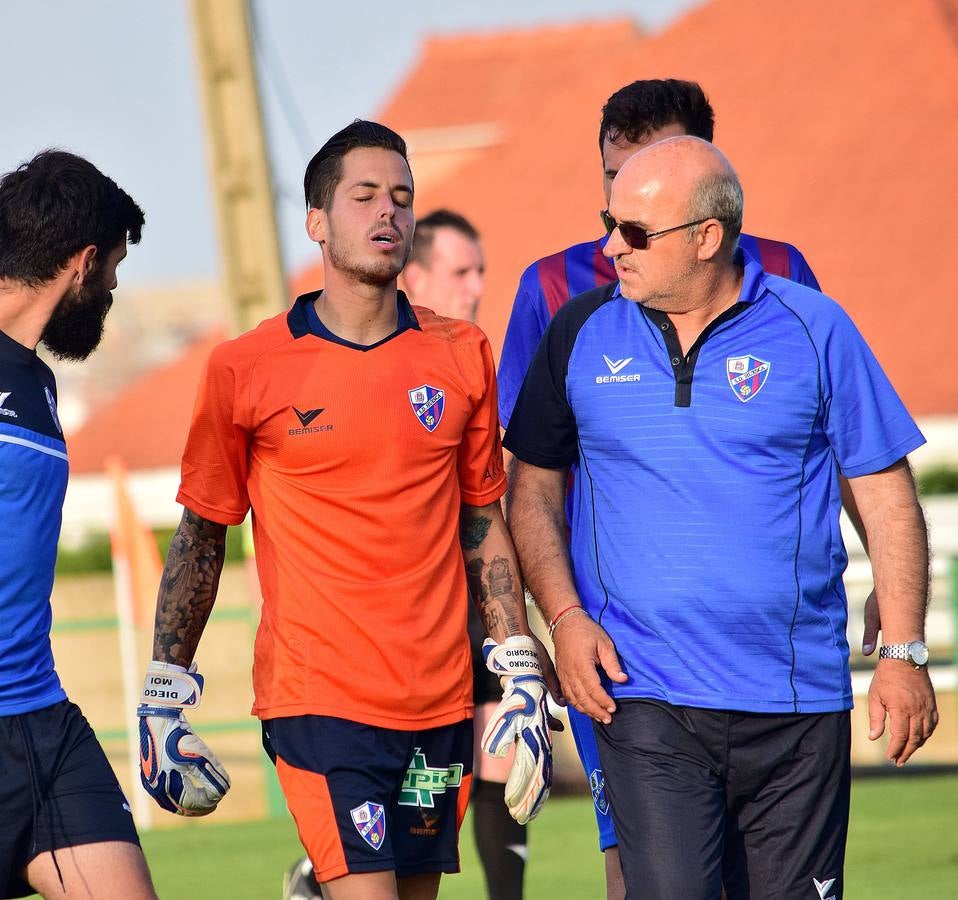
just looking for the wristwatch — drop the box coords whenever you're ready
[878,640,929,668]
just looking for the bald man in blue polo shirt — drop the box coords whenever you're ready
[505,136,937,900]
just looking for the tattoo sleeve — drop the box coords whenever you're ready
[460,504,527,642]
[152,507,228,666]
[460,514,492,551]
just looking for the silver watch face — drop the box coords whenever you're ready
[907,641,930,666]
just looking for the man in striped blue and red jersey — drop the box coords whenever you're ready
[497,79,867,900]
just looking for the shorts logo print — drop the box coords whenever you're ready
[727,355,771,402]
[409,809,441,838]
[812,876,837,900]
[350,801,386,850]
[398,747,463,807]
[590,767,610,816]
[408,385,445,432]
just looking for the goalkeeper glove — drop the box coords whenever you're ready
[480,635,553,824]
[137,661,231,816]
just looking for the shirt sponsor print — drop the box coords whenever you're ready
[727,355,771,402]
[408,385,445,432]
[350,801,386,850]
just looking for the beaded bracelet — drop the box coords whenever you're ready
[548,604,588,637]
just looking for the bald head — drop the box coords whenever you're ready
[602,136,745,310]
[612,136,743,258]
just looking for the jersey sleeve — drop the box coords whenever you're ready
[176,343,252,525]
[818,303,925,477]
[503,308,580,470]
[788,245,821,291]
[497,265,551,428]
[458,330,507,506]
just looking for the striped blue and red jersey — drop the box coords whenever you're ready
[498,232,819,426]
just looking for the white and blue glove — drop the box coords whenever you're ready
[137,661,231,816]
[481,635,553,824]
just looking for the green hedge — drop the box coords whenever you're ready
[55,526,247,575]
[918,465,958,497]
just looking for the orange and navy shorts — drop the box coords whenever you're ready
[262,715,473,884]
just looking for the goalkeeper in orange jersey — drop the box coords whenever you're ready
[136,120,557,900]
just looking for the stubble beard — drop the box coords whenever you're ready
[619,254,700,313]
[325,230,410,287]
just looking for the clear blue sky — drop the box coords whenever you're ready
[0,0,702,286]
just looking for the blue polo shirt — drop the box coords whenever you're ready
[504,253,924,713]
[0,331,68,715]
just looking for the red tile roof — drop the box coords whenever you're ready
[388,0,958,415]
[67,330,224,474]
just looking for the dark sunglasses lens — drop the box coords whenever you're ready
[619,223,649,250]
[601,210,615,234]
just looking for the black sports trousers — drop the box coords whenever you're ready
[595,699,850,900]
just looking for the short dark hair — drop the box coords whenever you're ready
[303,119,410,210]
[599,79,715,150]
[0,150,144,287]
[409,209,480,267]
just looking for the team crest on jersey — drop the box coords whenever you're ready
[726,355,771,402]
[408,384,445,432]
[590,768,610,816]
[350,801,386,850]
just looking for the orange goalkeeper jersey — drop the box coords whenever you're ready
[177,292,506,729]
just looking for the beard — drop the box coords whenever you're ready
[324,227,410,287]
[40,274,113,361]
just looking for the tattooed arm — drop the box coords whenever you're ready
[152,507,228,666]
[137,506,232,816]
[460,500,562,705]
[460,499,531,643]
[462,498,559,823]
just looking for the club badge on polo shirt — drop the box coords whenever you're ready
[351,801,386,850]
[726,355,771,402]
[408,384,445,432]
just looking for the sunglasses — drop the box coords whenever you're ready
[600,209,712,250]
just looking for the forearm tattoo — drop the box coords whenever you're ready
[152,509,228,666]
[465,557,488,607]
[486,556,514,597]
[465,553,521,638]
[459,513,492,551]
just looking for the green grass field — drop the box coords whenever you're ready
[123,775,958,899]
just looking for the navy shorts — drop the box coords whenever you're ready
[0,700,139,899]
[595,699,851,900]
[263,715,473,883]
